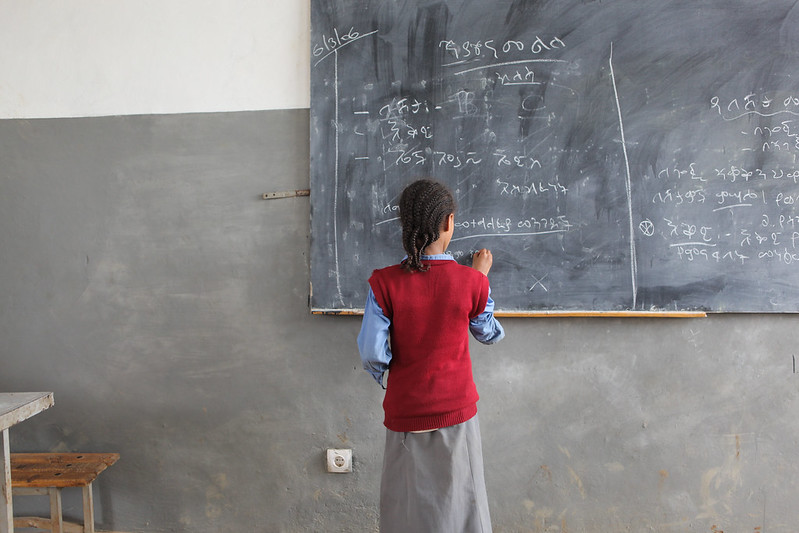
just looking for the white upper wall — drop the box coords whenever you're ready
[0,0,310,118]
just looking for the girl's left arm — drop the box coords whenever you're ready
[357,288,392,388]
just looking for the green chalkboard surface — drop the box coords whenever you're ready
[310,0,799,313]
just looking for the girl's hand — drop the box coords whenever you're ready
[472,248,493,275]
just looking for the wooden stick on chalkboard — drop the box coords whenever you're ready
[262,189,310,200]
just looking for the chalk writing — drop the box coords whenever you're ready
[311,1,799,312]
[711,93,799,120]
[493,150,543,169]
[313,27,371,57]
[496,67,538,86]
[439,36,566,61]
[453,215,572,234]
[652,188,706,205]
[496,177,568,198]
[360,80,799,272]
[378,97,430,119]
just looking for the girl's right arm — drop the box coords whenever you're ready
[470,248,504,343]
[472,248,493,275]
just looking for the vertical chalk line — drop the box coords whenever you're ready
[609,42,638,308]
[333,51,344,305]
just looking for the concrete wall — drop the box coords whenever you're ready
[2,2,799,532]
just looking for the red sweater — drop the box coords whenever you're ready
[368,259,490,432]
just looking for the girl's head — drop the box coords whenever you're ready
[399,179,456,272]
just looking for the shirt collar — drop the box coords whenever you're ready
[401,254,455,262]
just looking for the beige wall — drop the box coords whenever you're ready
[0,0,310,118]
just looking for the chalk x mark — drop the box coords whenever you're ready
[529,274,549,293]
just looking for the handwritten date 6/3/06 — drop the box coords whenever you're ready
[313,27,364,57]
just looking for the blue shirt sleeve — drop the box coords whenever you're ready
[357,288,392,388]
[469,288,505,344]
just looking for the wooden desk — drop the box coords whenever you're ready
[0,393,54,533]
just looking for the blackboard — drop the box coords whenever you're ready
[310,0,799,313]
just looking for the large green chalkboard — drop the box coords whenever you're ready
[310,0,799,313]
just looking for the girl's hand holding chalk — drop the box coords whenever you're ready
[472,249,493,275]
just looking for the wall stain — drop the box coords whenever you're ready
[658,469,669,492]
[205,473,229,520]
[567,467,586,499]
[699,435,745,521]
[539,464,552,483]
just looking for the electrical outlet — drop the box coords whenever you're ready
[326,448,352,473]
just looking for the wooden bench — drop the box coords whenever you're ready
[10,452,120,533]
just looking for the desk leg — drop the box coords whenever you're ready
[0,428,12,533]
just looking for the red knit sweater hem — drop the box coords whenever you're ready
[383,403,477,432]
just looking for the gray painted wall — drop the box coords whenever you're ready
[1,110,798,532]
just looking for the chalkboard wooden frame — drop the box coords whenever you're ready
[310,0,799,314]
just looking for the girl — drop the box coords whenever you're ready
[357,178,505,533]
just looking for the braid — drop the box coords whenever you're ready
[399,179,456,272]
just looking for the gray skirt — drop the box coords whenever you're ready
[380,415,492,533]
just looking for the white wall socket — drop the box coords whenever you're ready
[326,448,352,473]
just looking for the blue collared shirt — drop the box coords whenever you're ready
[356,254,505,387]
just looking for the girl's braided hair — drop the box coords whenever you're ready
[399,179,456,272]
